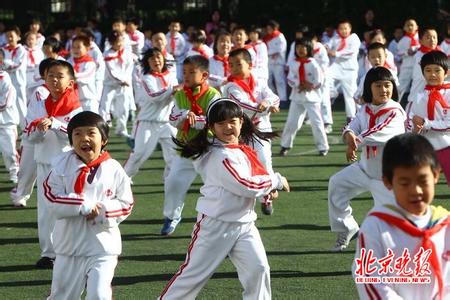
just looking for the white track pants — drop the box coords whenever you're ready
[36,163,55,258]
[328,65,358,118]
[10,140,36,204]
[99,85,133,136]
[268,63,287,101]
[0,126,19,180]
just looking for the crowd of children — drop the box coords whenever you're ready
[0,13,449,298]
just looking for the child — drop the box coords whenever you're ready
[208,30,232,89]
[151,32,176,75]
[46,111,133,299]
[0,49,19,184]
[286,24,310,65]
[25,60,82,268]
[29,19,45,48]
[42,37,65,60]
[387,26,404,69]
[408,27,440,103]
[126,17,145,58]
[104,17,131,51]
[264,20,288,105]
[165,21,186,82]
[2,26,27,129]
[185,29,213,59]
[353,133,450,299]
[162,55,220,235]
[223,48,280,215]
[124,48,178,179]
[249,27,269,85]
[327,19,361,121]
[24,31,45,96]
[231,26,258,80]
[280,38,329,156]
[100,30,134,138]
[81,28,105,101]
[328,67,406,251]
[440,21,450,57]
[159,98,289,299]
[361,30,398,76]
[397,19,420,99]
[407,51,450,185]
[68,35,98,112]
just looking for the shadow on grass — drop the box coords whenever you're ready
[271,270,352,278]
[0,237,38,245]
[0,264,37,272]
[120,253,185,262]
[0,204,35,211]
[121,233,191,241]
[259,224,330,231]
[133,188,200,195]
[0,222,37,228]
[0,279,51,287]
[124,218,196,225]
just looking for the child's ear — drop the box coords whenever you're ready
[432,168,440,184]
[101,139,108,149]
[202,71,209,81]
[382,176,393,190]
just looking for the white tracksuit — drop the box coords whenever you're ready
[0,71,19,181]
[166,32,186,83]
[265,32,287,101]
[441,39,450,56]
[24,46,44,95]
[251,41,269,84]
[397,33,420,98]
[2,44,27,128]
[353,204,450,300]
[223,76,280,172]
[185,45,214,59]
[124,70,178,178]
[25,93,82,258]
[127,30,145,58]
[159,142,284,300]
[208,55,229,89]
[88,43,106,100]
[408,48,437,103]
[328,33,361,118]
[100,48,134,136]
[314,43,333,125]
[281,58,329,152]
[67,56,98,112]
[328,100,406,233]
[45,150,133,300]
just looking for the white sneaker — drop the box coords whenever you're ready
[324,124,333,134]
[331,227,359,252]
[12,198,27,207]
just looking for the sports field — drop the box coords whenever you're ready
[0,107,448,299]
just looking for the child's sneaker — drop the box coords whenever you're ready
[261,202,273,215]
[279,147,289,156]
[126,137,135,149]
[35,256,54,269]
[331,227,359,252]
[161,217,182,236]
[12,198,27,207]
[319,150,328,156]
[324,124,333,134]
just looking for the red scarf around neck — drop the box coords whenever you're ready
[365,105,396,159]
[4,44,19,59]
[425,84,450,120]
[296,57,311,84]
[213,55,229,76]
[73,55,94,73]
[418,45,441,54]
[227,74,257,103]
[74,151,111,194]
[192,46,209,59]
[337,32,348,51]
[27,47,36,66]
[263,30,281,44]
[225,144,268,176]
[170,33,176,54]
[104,49,124,64]
[45,87,81,117]
[128,31,139,42]
[150,70,170,88]
[182,83,209,135]
[404,32,419,47]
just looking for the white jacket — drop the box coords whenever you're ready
[286,58,323,103]
[397,34,420,69]
[265,33,287,65]
[329,33,361,71]
[24,46,44,88]
[0,71,19,126]
[67,56,97,103]
[103,48,134,87]
[2,44,27,89]
[165,32,186,59]
[208,55,229,88]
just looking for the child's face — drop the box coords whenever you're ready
[211,117,243,145]
[112,36,125,51]
[265,26,274,35]
[151,33,166,50]
[229,55,251,78]
[404,20,418,34]
[295,44,308,58]
[126,22,137,33]
[394,28,403,40]
[337,23,351,38]
[43,45,54,58]
[383,164,439,216]
[368,48,386,67]
[423,64,446,86]
[217,35,231,56]
[45,65,74,97]
[183,64,208,88]
[72,126,107,164]
[295,32,303,39]
[169,22,180,33]
[148,52,164,73]
[421,30,438,48]
[71,40,88,58]
[248,32,259,42]
[112,22,125,33]
[6,31,19,45]
[232,30,247,47]
[26,33,37,48]
[371,80,393,105]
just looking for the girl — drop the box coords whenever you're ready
[24,31,44,97]
[29,19,45,48]
[42,37,65,60]
[100,30,134,138]
[159,98,289,300]
[208,30,232,89]
[328,67,406,252]
[124,48,178,179]
[280,37,329,156]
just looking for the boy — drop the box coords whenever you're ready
[126,17,145,58]
[46,111,133,299]
[24,31,45,97]
[248,27,269,85]
[353,133,450,299]
[397,19,419,99]
[327,19,361,122]
[387,26,404,69]
[223,48,280,214]
[25,60,82,268]
[263,20,288,106]
[81,28,105,101]
[2,26,27,129]
[231,26,259,81]
[185,29,213,59]
[162,55,220,235]
[152,32,176,74]
[165,21,186,82]
[0,49,19,184]
[68,35,98,112]
[407,50,450,185]
[104,17,131,51]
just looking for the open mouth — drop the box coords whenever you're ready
[80,144,93,152]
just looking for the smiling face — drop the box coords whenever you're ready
[371,80,393,105]
[295,44,308,58]
[423,64,445,86]
[216,34,231,56]
[148,52,165,73]
[72,126,107,164]
[232,29,247,48]
[337,22,351,38]
[383,164,439,215]
[5,31,19,47]
[211,117,243,145]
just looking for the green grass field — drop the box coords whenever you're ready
[0,108,448,299]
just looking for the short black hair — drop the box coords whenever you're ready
[80,28,95,40]
[362,67,399,103]
[67,111,109,149]
[295,24,310,35]
[108,30,122,45]
[191,29,206,44]
[141,48,167,74]
[43,37,62,53]
[127,17,141,26]
[39,58,56,77]
[47,60,75,79]
[369,29,385,43]
[232,25,247,34]
[183,55,209,71]
[383,133,439,182]
[420,50,449,73]
[367,42,386,53]
[5,25,21,36]
[112,17,125,25]
[266,20,279,29]
[229,48,252,64]
[419,26,437,39]
[72,35,91,47]
[213,30,231,55]
[294,37,313,58]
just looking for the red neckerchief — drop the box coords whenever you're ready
[404,31,419,47]
[170,32,176,54]
[370,212,450,300]
[45,87,81,117]
[296,57,311,84]
[58,49,70,59]
[425,84,450,120]
[383,61,395,71]
[4,44,19,59]
[337,32,348,51]
[73,55,94,73]
[263,30,281,44]
[227,74,257,103]
[313,47,320,55]
[161,48,167,57]
[365,105,396,159]
[225,144,268,176]
[192,46,209,58]
[250,41,261,55]
[182,83,208,135]
[213,55,229,76]
[418,45,441,54]
[26,47,36,66]
[445,39,450,45]
[150,70,170,88]
[128,31,139,42]
[74,151,111,194]
[104,48,124,64]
